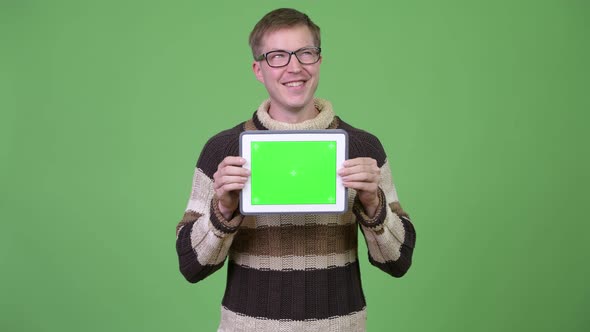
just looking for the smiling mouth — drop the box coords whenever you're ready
[283,81,305,87]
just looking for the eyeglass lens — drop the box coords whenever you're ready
[266,48,320,67]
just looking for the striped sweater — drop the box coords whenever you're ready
[176,99,416,332]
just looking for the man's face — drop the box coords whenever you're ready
[253,25,321,114]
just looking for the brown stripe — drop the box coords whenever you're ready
[244,118,257,131]
[221,262,366,320]
[327,116,340,129]
[176,210,202,235]
[390,201,409,219]
[232,223,357,257]
[210,196,243,234]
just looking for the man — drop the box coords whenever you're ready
[176,8,416,331]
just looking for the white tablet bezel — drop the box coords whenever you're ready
[239,130,348,215]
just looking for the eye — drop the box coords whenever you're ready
[296,48,318,60]
[300,48,317,54]
[269,52,287,59]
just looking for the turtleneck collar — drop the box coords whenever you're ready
[254,98,336,130]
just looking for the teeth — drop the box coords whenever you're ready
[284,81,304,87]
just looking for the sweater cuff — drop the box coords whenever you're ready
[353,188,387,229]
[209,197,243,236]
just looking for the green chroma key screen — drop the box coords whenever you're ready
[250,140,337,205]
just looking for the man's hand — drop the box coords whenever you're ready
[338,157,381,218]
[213,156,250,220]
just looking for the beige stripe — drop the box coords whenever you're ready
[229,249,358,271]
[240,190,357,229]
[218,306,367,332]
[186,211,236,266]
[231,224,357,257]
[181,168,237,265]
[186,168,215,213]
[358,158,409,264]
[361,207,406,264]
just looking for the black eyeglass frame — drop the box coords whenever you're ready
[255,47,322,68]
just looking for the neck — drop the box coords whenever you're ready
[255,98,335,131]
[268,103,319,124]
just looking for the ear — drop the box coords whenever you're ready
[252,61,264,84]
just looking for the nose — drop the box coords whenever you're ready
[286,54,303,73]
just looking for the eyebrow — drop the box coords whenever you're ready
[266,46,316,52]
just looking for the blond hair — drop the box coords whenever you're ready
[249,8,321,58]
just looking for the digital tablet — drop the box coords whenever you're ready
[239,130,348,214]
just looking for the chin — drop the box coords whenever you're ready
[286,97,314,110]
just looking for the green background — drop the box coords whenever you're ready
[2,0,588,331]
[251,141,336,205]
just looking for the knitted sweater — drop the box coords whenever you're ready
[176,99,416,332]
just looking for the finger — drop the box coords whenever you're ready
[342,163,379,174]
[215,165,251,179]
[341,172,380,184]
[216,182,246,194]
[223,166,251,177]
[213,175,249,190]
[342,157,377,167]
[338,164,380,177]
[218,156,247,170]
[341,180,379,193]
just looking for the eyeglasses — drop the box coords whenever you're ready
[255,47,322,68]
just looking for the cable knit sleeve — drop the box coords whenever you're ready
[175,125,244,283]
[353,160,416,277]
[341,120,416,278]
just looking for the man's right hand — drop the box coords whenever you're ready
[213,156,250,220]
